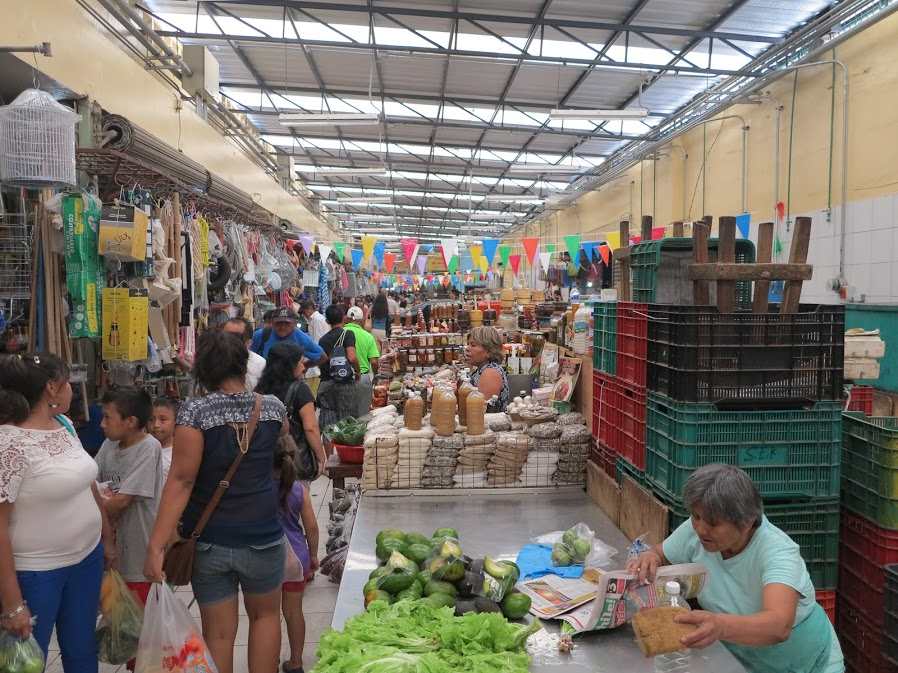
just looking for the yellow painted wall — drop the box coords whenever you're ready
[2,0,328,235]
[524,9,898,245]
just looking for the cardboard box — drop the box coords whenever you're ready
[845,334,885,359]
[99,204,149,262]
[845,357,880,381]
[102,288,149,361]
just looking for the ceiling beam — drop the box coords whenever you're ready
[203,0,779,44]
[156,30,756,77]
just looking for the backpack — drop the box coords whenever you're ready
[284,382,318,481]
[329,329,354,384]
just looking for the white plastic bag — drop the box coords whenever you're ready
[533,522,617,568]
[134,584,218,673]
[0,630,44,673]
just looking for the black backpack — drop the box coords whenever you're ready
[329,329,354,384]
[284,382,318,481]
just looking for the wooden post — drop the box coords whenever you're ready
[618,220,631,300]
[781,216,812,314]
[717,216,737,313]
[672,221,684,237]
[753,222,774,314]
[693,221,710,305]
[702,215,713,229]
[641,215,652,242]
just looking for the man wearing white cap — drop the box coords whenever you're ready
[343,306,380,416]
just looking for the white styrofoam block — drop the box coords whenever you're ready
[845,336,885,358]
[845,358,880,380]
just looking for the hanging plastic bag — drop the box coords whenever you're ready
[533,522,617,568]
[284,541,306,583]
[0,630,44,673]
[134,584,218,673]
[96,569,144,664]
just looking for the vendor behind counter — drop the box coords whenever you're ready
[465,326,509,412]
[629,465,844,673]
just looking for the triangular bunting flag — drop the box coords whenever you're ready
[317,244,332,263]
[605,232,620,249]
[509,254,521,275]
[469,244,483,265]
[440,238,458,266]
[447,256,459,274]
[651,227,665,240]
[299,235,314,255]
[334,242,347,262]
[599,244,610,265]
[361,235,377,260]
[373,240,386,267]
[581,241,599,262]
[482,239,500,265]
[564,234,582,262]
[546,243,557,253]
[401,238,418,266]
[384,252,396,273]
[538,251,551,272]
[351,249,363,270]
[416,254,428,274]
[735,213,751,239]
[498,245,511,267]
[522,237,539,265]
[478,256,489,273]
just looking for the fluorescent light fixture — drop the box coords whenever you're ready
[482,194,545,202]
[304,167,389,177]
[279,112,382,127]
[333,196,393,204]
[507,164,586,175]
[549,108,649,120]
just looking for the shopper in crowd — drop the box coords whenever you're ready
[0,353,113,670]
[466,326,510,412]
[95,387,164,637]
[316,305,360,440]
[223,317,266,391]
[300,300,329,396]
[255,342,327,480]
[627,464,844,673]
[150,397,179,482]
[250,308,326,366]
[145,331,287,673]
[369,292,391,347]
[273,439,319,673]
[387,292,400,320]
[344,306,380,417]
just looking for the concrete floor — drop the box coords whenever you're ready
[46,476,340,673]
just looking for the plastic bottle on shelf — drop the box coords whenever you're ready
[655,581,691,673]
[404,394,424,431]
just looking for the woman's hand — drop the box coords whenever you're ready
[1,605,32,639]
[143,544,165,583]
[625,548,663,584]
[677,610,726,649]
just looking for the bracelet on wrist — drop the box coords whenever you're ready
[1,602,27,621]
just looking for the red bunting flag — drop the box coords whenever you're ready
[651,227,665,240]
[509,254,521,275]
[522,237,539,265]
[383,252,396,273]
[599,244,610,265]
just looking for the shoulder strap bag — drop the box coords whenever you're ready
[285,382,318,481]
[163,394,263,586]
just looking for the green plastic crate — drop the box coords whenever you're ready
[658,490,840,589]
[592,302,616,374]
[842,413,898,529]
[616,455,645,486]
[630,237,756,305]
[645,392,842,500]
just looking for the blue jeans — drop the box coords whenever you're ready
[192,538,286,606]
[17,543,103,673]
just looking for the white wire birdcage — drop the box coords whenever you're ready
[0,88,78,188]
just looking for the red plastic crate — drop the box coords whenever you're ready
[845,385,874,415]
[816,589,836,625]
[841,510,898,586]
[593,371,620,449]
[616,302,648,387]
[589,439,617,479]
[617,383,647,470]
[838,593,893,673]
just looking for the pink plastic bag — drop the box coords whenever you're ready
[134,584,218,673]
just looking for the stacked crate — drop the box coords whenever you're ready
[838,414,898,673]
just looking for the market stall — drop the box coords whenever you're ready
[329,491,746,673]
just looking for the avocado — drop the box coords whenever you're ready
[473,596,502,614]
[501,592,533,619]
[424,579,458,597]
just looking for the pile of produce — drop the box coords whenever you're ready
[96,569,144,664]
[0,632,44,673]
[551,526,594,567]
[364,528,533,621]
[313,596,540,673]
[326,417,367,446]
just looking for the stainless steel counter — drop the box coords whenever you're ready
[332,491,746,673]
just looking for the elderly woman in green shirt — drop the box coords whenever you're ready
[627,465,844,673]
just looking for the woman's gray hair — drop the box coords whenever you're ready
[468,326,504,362]
[682,464,763,528]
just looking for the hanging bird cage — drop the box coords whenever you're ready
[0,88,78,188]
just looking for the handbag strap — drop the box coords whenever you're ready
[189,394,263,540]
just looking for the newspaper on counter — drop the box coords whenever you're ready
[515,574,599,619]
[524,563,708,634]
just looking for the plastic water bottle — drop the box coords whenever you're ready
[655,581,691,673]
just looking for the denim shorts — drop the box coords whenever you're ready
[191,538,286,606]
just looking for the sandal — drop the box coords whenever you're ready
[282,663,304,673]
